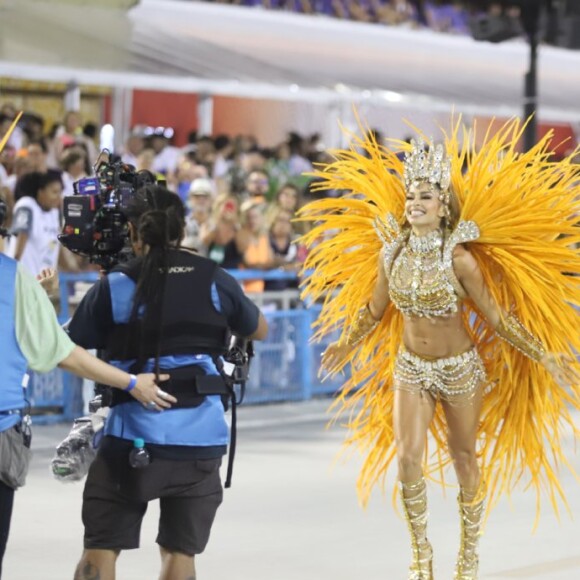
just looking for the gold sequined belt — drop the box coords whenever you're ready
[393,346,487,402]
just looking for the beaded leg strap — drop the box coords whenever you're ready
[454,487,485,580]
[399,478,434,580]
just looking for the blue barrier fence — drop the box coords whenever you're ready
[29,270,342,424]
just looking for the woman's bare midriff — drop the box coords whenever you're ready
[402,308,473,358]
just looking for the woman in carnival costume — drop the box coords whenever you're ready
[299,118,580,580]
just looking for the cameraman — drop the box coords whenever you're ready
[0,194,169,578]
[67,186,268,580]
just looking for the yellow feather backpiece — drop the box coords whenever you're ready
[298,117,580,522]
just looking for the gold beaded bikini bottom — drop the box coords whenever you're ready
[393,347,487,405]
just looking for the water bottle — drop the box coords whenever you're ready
[128,438,150,469]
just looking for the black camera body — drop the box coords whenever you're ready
[58,156,158,270]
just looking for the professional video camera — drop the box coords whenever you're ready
[58,153,158,270]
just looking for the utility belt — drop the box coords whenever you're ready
[105,363,241,489]
[109,365,232,409]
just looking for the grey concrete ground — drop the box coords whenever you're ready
[4,400,580,580]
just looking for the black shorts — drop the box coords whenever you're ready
[82,438,223,556]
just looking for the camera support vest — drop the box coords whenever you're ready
[101,249,232,468]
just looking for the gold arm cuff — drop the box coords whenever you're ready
[496,314,545,363]
[343,304,379,346]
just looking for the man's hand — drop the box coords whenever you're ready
[37,268,59,296]
[129,373,177,411]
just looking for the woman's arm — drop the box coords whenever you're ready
[234,227,250,254]
[453,246,544,360]
[13,231,29,261]
[321,250,390,371]
[368,248,391,321]
[453,247,579,387]
[201,223,217,247]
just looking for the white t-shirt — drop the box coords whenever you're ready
[152,146,180,174]
[6,196,61,275]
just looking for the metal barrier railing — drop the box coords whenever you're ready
[29,270,342,423]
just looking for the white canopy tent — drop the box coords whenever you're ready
[1,0,580,143]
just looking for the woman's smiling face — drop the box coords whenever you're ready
[405,181,442,232]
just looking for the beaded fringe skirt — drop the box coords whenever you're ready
[393,347,487,405]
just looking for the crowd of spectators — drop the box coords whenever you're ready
[0,102,332,302]
[204,1,514,35]
[3,100,577,303]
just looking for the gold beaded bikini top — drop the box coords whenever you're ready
[374,214,480,318]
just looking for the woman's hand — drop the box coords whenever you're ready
[540,352,580,388]
[129,373,177,411]
[320,341,351,376]
[37,267,59,296]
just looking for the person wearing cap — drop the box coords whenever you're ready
[183,178,214,256]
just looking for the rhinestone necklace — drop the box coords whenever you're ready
[408,229,443,254]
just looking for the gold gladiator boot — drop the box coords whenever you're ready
[400,477,434,580]
[454,488,485,580]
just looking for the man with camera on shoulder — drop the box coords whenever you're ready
[0,192,167,579]
[66,185,268,580]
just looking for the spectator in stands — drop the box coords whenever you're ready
[194,136,216,168]
[21,113,45,144]
[150,127,180,175]
[0,125,16,165]
[350,0,374,22]
[63,142,92,179]
[288,133,313,176]
[243,169,270,203]
[0,108,24,151]
[2,155,31,204]
[174,157,210,203]
[264,206,303,291]
[5,172,62,276]
[265,142,291,194]
[83,122,99,145]
[424,0,469,34]
[204,195,248,269]
[183,178,215,255]
[54,111,97,165]
[136,147,156,173]
[373,0,418,26]
[121,127,146,167]
[240,199,279,292]
[213,134,234,180]
[60,149,88,197]
[274,183,301,213]
[26,140,52,173]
